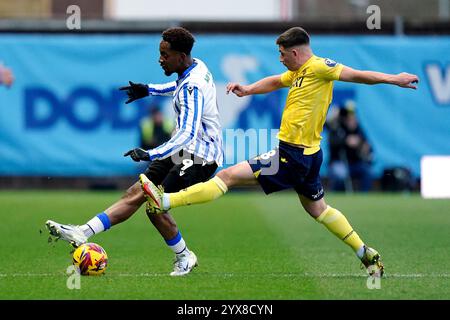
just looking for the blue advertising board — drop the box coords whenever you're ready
[0,34,449,177]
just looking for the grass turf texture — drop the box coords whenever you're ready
[0,191,449,300]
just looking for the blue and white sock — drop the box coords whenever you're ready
[166,231,189,256]
[80,212,111,238]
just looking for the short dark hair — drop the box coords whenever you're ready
[162,27,195,55]
[276,27,310,48]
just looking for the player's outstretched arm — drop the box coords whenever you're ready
[339,66,419,89]
[119,81,149,104]
[226,75,284,97]
[119,81,177,104]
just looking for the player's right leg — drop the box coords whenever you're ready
[46,159,172,247]
[141,161,257,212]
[46,182,146,247]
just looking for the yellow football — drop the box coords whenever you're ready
[72,243,108,276]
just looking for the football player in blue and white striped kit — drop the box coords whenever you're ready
[46,27,223,276]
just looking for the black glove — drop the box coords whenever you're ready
[119,81,149,104]
[124,148,150,162]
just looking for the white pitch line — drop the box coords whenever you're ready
[1,273,449,278]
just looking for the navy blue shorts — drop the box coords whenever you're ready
[248,141,324,201]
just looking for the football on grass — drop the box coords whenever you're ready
[72,243,108,276]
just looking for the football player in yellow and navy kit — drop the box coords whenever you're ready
[140,27,419,276]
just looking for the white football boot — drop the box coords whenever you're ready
[45,220,87,247]
[170,251,198,276]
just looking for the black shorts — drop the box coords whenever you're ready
[143,150,218,193]
[248,141,324,201]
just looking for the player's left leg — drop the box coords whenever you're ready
[299,195,384,276]
[295,148,383,276]
[144,153,226,276]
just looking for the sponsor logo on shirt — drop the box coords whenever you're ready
[324,58,337,67]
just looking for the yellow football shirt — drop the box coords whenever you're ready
[278,55,344,155]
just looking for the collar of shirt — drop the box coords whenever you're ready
[177,60,198,85]
[295,55,315,73]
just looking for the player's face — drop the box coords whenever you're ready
[278,46,296,71]
[159,41,183,76]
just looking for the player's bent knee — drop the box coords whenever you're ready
[216,169,234,187]
[217,162,254,188]
[299,196,328,218]
[123,182,146,206]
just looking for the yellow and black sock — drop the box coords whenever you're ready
[316,206,365,256]
[168,176,228,209]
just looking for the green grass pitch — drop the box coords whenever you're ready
[0,190,449,300]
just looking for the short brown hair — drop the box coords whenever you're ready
[276,27,310,48]
[162,27,195,55]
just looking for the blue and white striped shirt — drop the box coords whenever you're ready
[145,58,223,166]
